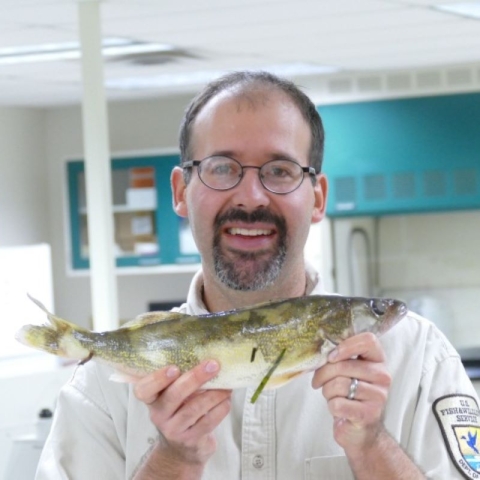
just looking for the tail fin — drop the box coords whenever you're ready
[15,295,91,361]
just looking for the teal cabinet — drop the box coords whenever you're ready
[319,92,480,217]
[67,153,200,270]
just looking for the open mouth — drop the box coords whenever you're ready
[222,225,277,251]
[214,209,286,253]
[227,227,274,237]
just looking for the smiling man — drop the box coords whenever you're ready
[172,84,325,311]
[36,71,480,480]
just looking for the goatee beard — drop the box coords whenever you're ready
[212,208,287,291]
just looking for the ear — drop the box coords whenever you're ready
[311,174,328,224]
[171,166,188,218]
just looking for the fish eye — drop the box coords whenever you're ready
[370,299,386,316]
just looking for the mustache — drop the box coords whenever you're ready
[214,208,286,231]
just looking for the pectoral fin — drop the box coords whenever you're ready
[250,348,286,404]
[78,351,93,365]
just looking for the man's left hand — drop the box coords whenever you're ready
[312,332,391,453]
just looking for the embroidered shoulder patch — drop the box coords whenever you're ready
[433,394,480,480]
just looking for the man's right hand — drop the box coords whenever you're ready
[133,360,232,473]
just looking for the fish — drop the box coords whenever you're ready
[16,294,407,402]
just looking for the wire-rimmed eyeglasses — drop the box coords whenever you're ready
[182,155,316,194]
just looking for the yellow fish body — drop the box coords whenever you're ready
[16,295,407,395]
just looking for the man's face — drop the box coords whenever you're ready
[173,89,326,291]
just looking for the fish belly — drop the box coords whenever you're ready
[198,339,334,390]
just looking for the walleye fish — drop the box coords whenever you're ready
[16,294,407,402]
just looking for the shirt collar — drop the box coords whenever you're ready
[182,261,325,315]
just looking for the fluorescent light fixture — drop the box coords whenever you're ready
[0,37,176,65]
[433,2,480,19]
[106,63,340,91]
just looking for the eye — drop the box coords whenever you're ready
[269,166,291,178]
[370,299,386,316]
[204,157,239,177]
[263,161,298,180]
[212,163,234,175]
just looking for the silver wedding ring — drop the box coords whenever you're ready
[347,378,359,400]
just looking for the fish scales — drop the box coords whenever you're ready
[16,295,407,392]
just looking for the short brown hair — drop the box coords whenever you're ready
[179,71,324,182]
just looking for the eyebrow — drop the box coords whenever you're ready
[207,150,304,165]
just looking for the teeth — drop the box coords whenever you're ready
[229,228,272,236]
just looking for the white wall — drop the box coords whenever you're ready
[378,211,480,349]
[331,212,480,350]
[0,108,49,246]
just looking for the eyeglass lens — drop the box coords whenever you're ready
[198,156,307,193]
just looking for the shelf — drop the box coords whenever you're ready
[67,263,201,277]
[79,205,156,214]
[67,154,201,271]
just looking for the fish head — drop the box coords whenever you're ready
[313,295,407,343]
[350,297,408,336]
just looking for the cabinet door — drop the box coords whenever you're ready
[320,92,480,217]
[67,154,200,270]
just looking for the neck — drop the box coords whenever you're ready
[201,261,307,312]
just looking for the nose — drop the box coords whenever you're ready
[230,167,270,209]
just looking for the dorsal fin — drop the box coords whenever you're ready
[27,293,88,333]
[120,311,190,330]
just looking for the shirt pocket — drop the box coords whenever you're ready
[305,455,354,480]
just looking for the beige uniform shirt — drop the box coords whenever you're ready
[36,267,480,479]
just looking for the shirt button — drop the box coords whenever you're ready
[252,455,264,469]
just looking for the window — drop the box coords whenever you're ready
[0,244,54,360]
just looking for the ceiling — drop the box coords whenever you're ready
[2,0,480,107]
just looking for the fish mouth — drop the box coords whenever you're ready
[397,301,408,319]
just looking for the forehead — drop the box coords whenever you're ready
[197,86,301,122]
[190,87,311,159]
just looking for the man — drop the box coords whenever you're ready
[37,72,479,480]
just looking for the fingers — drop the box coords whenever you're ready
[319,375,390,426]
[134,365,181,405]
[321,376,389,416]
[312,333,390,390]
[134,360,219,411]
[164,391,231,440]
[133,360,232,463]
[328,332,386,364]
[312,358,391,391]
[154,360,222,418]
[311,332,391,450]
[327,389,387,451]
